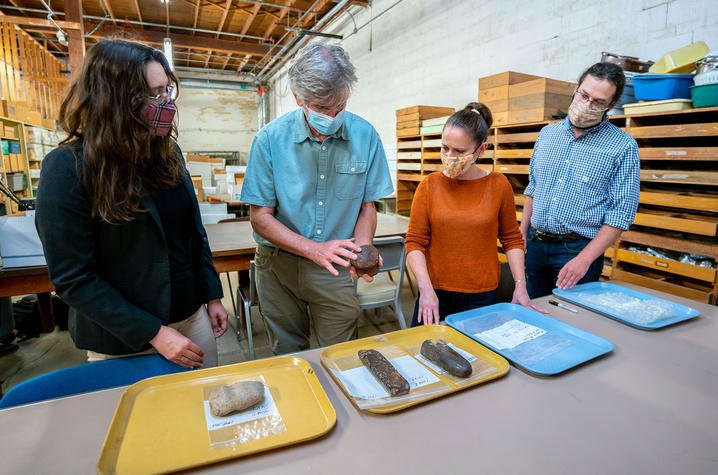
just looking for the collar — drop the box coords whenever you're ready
[292,107,349,143]
[562,114,611,137]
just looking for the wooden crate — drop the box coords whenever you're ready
[479,86,509,102]
[509,78,576,97]
[396,106,454,119]
[478,71,541,90]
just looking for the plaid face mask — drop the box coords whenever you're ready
[144,100,176,136]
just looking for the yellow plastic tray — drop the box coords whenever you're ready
[97,356,336,474]
[320,325,509,413]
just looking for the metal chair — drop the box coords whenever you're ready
[355,236,408,329]
[216,216,251,318]
[236,260,260,360]
[0,354,190,409]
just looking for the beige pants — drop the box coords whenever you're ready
[87,305,218,368]
[254,244,361,355]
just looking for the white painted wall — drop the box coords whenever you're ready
[268,0,718,187]
[176,87,259,162]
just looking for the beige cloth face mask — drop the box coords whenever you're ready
[441,152,476,178]
[567,97,607,128]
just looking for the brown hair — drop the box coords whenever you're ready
[444,102,493,147]
[59,39,184,223]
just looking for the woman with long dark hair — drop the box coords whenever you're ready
[35,39,227,368]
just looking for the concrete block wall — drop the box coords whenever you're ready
[268,0,718,190]
[176,87,259,161]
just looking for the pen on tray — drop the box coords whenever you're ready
[548,300,578,313]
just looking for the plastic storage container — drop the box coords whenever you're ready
[633,74,694,100]
[6,172,27,192]
[690,83,718,108]
[623,99,693,115]
[649,41,710,73]
[8,141,20,154]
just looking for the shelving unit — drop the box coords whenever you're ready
[396,105,718,304]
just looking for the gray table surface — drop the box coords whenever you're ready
[1,281,716,474]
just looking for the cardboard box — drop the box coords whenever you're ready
[478,71,541,90]
[191,175,204,202]
[26,111,43,126]
[41,118,56,130]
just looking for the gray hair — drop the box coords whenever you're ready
[288,42,357,107]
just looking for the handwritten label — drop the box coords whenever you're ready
[203,382,278,432]
[333,354,440,400]
[476,319,546,350]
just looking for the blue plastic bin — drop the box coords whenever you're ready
[8,141,20,154]
[633,74,694,100]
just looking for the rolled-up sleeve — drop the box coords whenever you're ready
[362,130,394,202]
[405,179,430,255]
[603,141,640,230]
[240,128,276,207]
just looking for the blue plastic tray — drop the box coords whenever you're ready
[553,282,699,330]
[446,303,613,376]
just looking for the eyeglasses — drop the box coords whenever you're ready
[575,89,610,110]
[147,85,174,104]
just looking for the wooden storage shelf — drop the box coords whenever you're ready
[628,122,718,139]
[496,164,529,174]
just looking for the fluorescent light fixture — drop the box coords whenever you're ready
[163,37,174,71]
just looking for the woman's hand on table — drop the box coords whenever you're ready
[207,299,228,338]
[511,283,548,314]
[417,287,441,325]
[308,239,362,276]
[150,326,204,368]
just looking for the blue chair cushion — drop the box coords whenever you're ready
[0,354,191,409]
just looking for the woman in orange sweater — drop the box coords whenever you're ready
[406,102,546,326]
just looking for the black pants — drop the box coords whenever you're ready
[410,288,497,327]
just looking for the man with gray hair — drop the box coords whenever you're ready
[241,42,394,355]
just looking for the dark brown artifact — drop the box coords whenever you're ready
[351,244,380,277]
[358,349,410,396]
[420,338,472,378]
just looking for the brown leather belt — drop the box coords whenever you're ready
[533,229,583,243]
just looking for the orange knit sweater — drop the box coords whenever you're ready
[405,172,524,293]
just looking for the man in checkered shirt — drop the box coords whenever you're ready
[520,63,640,298]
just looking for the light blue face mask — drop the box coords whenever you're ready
[304,106,345,135]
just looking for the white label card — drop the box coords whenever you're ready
[203,382,278,431]
[414,343,477,374]
[333,354,440,400]
[477,319,546,350]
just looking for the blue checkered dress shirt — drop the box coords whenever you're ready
[524,116,640,239]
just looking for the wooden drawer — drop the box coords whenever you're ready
[495,131,540,143]
[495,164,530,174]
[396,173,422,182]
[639,191,718,212]
[397,151,421,159]
[640,169,718,186]
[638,147,718,161]
[495,149,533,159]
[397,140,421,149]
[612,269,713,304]
[615,249,716,283]
[422,139,442,147]
[628,122,718,138]
[633,211,718,236]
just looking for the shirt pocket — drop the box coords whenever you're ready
[572,153,614,193]
[334,160,368,200]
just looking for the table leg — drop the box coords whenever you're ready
[36,292,55,333]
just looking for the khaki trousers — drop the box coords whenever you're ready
[87,305,218,368]
[254,244,360,355]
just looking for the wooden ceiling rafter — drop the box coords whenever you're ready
[101,0,116,19]
[205,0,233,68]
[133,0,143,23]
[224,1,261,70]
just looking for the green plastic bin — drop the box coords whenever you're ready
[690,83,718,108]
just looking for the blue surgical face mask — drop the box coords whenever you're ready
[304,106,345,135]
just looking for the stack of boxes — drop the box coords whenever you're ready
[478,72,576,126]
[396,105,455,138]
[185,154,247,203]
[25,126,62,196]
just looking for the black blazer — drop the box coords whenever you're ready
[35,147,223,355]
